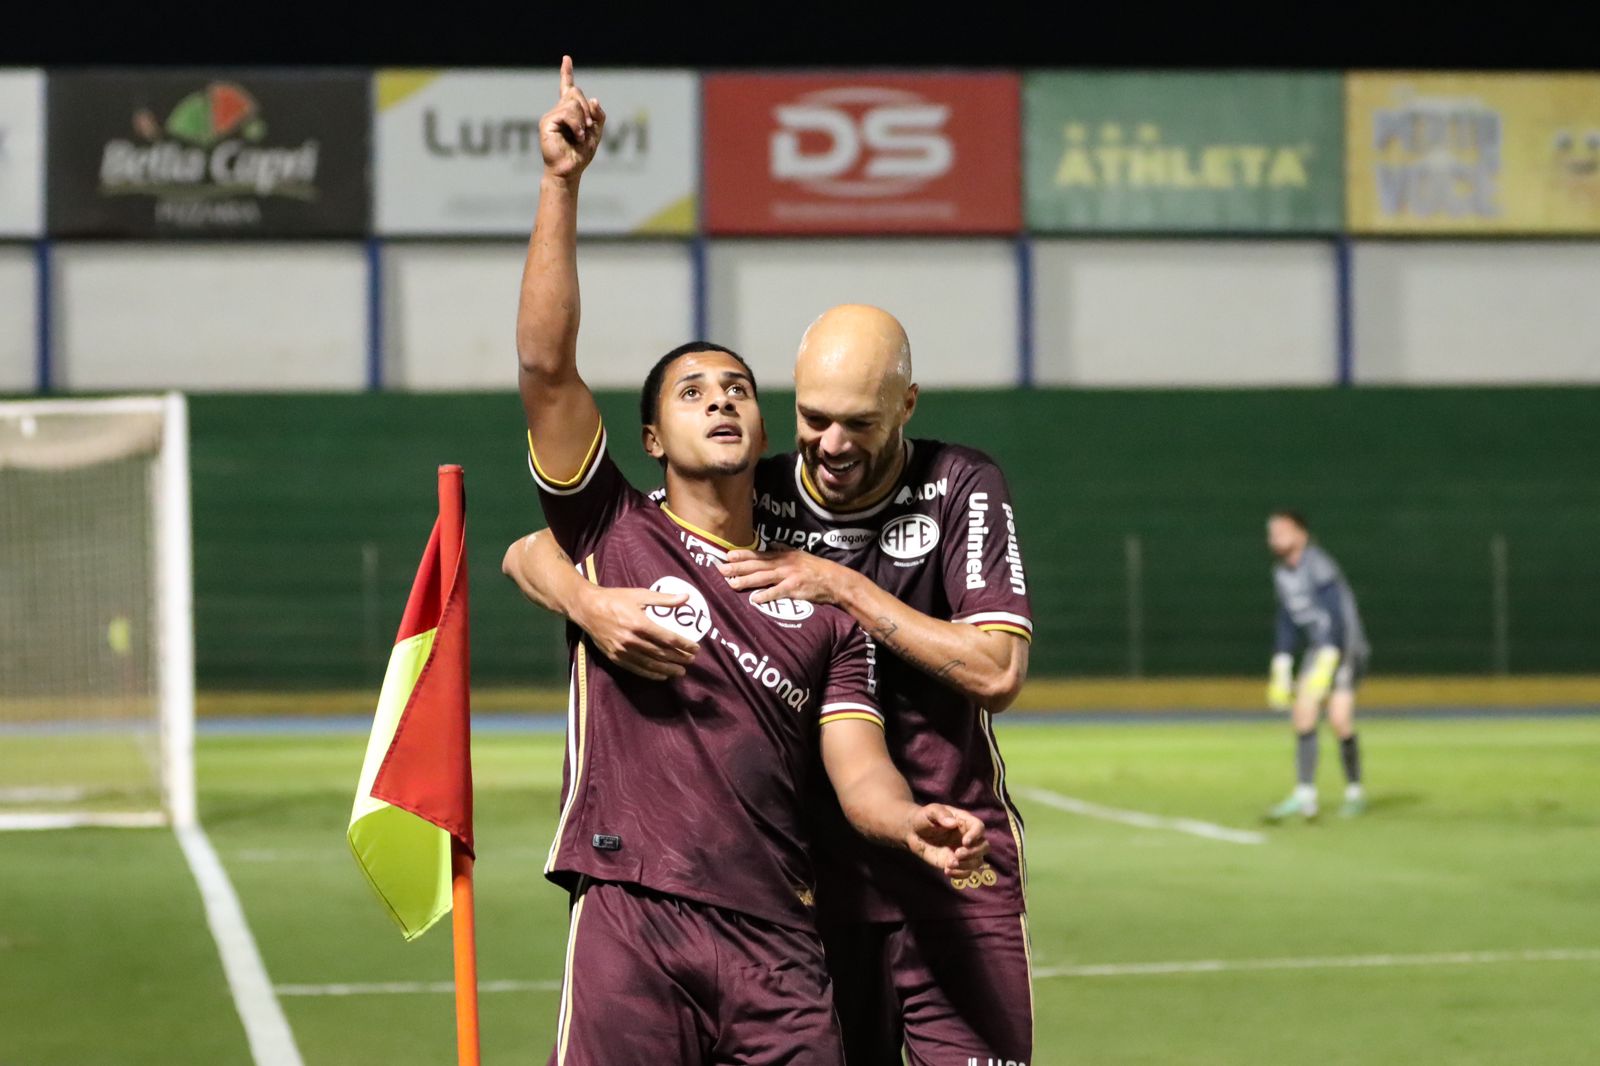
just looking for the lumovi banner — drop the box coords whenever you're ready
[1024,72,1344,232]
[47,71,369,237]
[375,69,697,235]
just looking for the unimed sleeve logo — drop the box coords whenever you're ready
[771,87,952,197]
[705,73,1020,234]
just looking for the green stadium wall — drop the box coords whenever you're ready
[191,388,1600,690]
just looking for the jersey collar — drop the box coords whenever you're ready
[660,504,761,555]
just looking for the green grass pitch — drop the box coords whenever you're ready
[2,715,1598,1064]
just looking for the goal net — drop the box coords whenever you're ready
[0,394,195,830]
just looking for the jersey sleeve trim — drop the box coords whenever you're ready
[953,610,1034,636]
[528,421,606,495]
[977,623,1033,642]
[818,704,886,728]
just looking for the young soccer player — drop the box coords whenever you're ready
[517,58,988,1066]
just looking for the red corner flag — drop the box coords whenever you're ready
[348,465,480,1064]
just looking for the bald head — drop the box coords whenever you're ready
[795,304,913,403]
[791,305,919,509]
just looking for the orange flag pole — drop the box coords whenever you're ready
[437,465,481,1066]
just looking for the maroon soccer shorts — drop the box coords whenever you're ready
[548,878,845,1066]
[821,913,1034,1066]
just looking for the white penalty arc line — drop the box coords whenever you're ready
[1017,786,1267,845]
[176,824,305,1066]
[275,948,1600,997]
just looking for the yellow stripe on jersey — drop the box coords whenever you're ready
[818,711,886,729]
[555,880,590,1065]
[660,505,759,552]
[978,623,1034,643]
[529,418,604,489]
[544,555,600,876]
[982,708,1029,902]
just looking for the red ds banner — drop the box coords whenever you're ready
[703,73,1021,234]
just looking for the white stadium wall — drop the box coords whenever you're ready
[383,240,695,390]
[1030,240,1338,387]
[707,239,1020,389]
[51,244,369,391]
[1352,242,1600,384]
[0,246,36,392]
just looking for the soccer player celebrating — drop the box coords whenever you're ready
[515,59,988,1066]
[1264,509,1371,822]
[511,305,1036,1061]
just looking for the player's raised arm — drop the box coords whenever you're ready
[518,56,609,481]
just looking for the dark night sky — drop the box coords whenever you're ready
[3,3,1594,69]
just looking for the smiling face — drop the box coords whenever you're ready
[642,350,766,479]
[793,305,918,510]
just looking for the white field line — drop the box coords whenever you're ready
[0,811,167,830]
[175,825,305,1066]
[1033,947,1600,979]
[276,948,1600,997]
[1017,786,1267,845]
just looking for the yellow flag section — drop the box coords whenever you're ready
[348,474,474,942]
[349,624,451,940]
[1347,73,1600,233]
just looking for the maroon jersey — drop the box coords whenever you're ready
[753,440,1033,922]
[530,425,881,932]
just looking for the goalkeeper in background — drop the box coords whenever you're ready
[1264,510,1370,821]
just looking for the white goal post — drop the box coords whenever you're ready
[0,393,195,830]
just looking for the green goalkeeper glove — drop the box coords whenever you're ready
[1301,645,1342,703]
[1267,653,1294,710]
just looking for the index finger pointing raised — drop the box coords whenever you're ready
[560,55,575,94]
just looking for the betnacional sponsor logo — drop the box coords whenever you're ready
[645,575,813,709]
[646,576,712,643]
[704,73,1020,234]
[879,513,940,561]
[752,594,814,626]
[822,527,876,551]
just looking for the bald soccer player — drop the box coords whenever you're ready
[509,305,1036,1065]
[515,60,989,1066]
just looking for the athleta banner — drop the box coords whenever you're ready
[47,71,369,237]
[0,70,44,237]
[375,70,698,236]
[1024,72,1344,232]
[1347,73,1600,233]
[703,73,1020,234]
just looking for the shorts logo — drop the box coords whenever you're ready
[822,527,876,551]
[880,513,940,560]
[751,594,814,626]
[967,1059,1027,1066]
[645,576,712,643]
[950,864,998,891]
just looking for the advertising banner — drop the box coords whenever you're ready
[703,73,1020,234]
[375,69,697,236]
[0,70,44,237]
[1347,73,1600,233]
[1024,72,1344,232]
[48,71,369,237]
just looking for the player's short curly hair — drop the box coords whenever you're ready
[639,342,758,428]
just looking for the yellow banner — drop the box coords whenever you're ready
[1347,73,1600,233]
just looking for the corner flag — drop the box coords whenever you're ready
[348,466,474,940]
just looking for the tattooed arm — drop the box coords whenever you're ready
[718,549,1030,710]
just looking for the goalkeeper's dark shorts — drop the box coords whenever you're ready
[547,878,842,1066]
